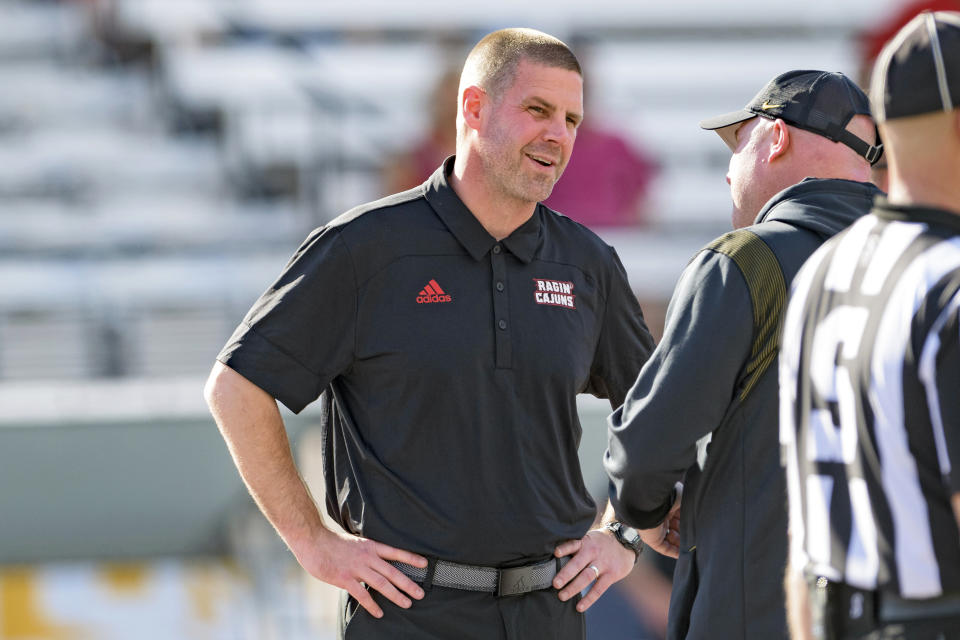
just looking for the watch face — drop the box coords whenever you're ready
[620,527,641,546]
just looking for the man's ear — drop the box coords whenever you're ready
[768,118,790,162]
[461,85,486,132]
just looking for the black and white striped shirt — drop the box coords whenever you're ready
[780,199,960,598]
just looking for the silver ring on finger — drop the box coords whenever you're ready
[588,564,599,580]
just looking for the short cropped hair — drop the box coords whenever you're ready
[461,28,581,102]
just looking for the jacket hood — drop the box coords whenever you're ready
[754,178,883,240]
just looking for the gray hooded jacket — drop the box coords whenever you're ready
[605,178,882,640]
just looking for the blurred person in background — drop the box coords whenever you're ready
[384,63,659,230]
[382,66,460,194]
[543,40,659,228]
[205,27,656,640]
[781,12,960,639]
[604,70,883,640]
[543,116,658,228]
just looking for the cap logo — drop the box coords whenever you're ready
[761,101,785,110]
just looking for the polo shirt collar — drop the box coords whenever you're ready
[500,208,541,263]
[424,156,541,264]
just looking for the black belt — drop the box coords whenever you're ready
[808,576,960,637]
[391,556,568,597]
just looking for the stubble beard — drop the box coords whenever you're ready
[480,132,560,206]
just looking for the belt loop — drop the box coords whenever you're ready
[422,557,437,593]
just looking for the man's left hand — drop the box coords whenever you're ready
[551,528,637,612]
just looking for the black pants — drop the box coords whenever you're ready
[338,585,585,640]
[840,619,960,640]
[808,578,960,640]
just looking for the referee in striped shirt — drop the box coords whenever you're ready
[780,11,960,640]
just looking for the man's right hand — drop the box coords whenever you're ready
[294,530,428,619]
[204,364,427,618]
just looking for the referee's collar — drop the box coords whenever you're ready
[873,197,960,232]
[424,156,540,264]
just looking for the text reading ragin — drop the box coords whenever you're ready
[532,278,576,309]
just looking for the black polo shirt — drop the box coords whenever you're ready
[218,158,654,566]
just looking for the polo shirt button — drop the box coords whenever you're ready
[498,319,507,330]
[492,245,502,254]
[496,281,504,292]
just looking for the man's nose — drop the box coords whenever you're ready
[543,115,573,145]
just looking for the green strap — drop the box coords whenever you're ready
[705,230,787,401]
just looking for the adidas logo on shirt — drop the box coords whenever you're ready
[416,279,452,304]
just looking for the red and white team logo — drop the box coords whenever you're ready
[416,279,452,304]
[532,278,575,309]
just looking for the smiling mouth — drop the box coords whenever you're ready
[526,153,556,168]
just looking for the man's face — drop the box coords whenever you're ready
[725,116,774,229]
[476,59,583,205]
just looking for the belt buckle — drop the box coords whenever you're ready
[497,565,536,597]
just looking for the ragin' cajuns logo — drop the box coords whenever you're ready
[532,278,575,309]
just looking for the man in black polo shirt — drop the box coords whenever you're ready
[781,12,960,639]
[204,28,654,639]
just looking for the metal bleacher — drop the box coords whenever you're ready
[0,0,905,566]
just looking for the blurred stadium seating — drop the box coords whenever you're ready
[0,0,898,381]
[0,0,904,636]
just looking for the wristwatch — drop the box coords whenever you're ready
[604,521,643,563]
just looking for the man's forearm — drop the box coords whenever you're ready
[205,361,428,617]
[204,361,329,553]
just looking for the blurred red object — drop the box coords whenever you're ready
[544,122,658,228]
[859,0,960,77]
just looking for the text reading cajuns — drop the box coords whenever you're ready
[532,278,576,309]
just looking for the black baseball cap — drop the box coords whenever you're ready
[870,11,960,122]
[699,70,883,165]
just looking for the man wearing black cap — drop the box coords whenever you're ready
[780,12,960,640]
[604,70,883,639]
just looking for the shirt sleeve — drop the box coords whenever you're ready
[583,246,655,408]
[604,248,754,528]
[217,226,357,414]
